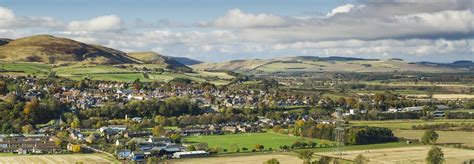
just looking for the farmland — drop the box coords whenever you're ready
[185,133,332,153]
[0,154,116,164]
[171,153,303,164]
[350,119,474,130]
[317,146,474,164]
[393,130,474,146]
[0,62,234,84]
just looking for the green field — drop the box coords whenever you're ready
[0,62,233,84]
[0,62,51,75]
[185,133,333,152]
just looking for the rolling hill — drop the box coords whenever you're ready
[169,56,203,65]
[0,35,141,64]
[193,56,465,73]
[126,51,192,72]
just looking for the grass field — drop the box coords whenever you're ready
[393,130,474,146]
[350,119,474,130]
[317,146,474,164]
[185,133,333,152]
[0,62,234,84]
[0,154,116,164]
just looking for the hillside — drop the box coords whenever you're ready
[126,52,192,72]
[0,38,11,46]
[0,35,141,64]
[193,56,463,73]
[169,56,203,65]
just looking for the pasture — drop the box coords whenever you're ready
[0,154,115,164]
[185,133,332,152]
[393,130,474,146]
[317,146,474,164]
[0,62,234,84]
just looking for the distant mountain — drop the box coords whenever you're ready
[416,60,474,69]
[193,56,463,73]
[0,38,12,46]
[168,56,203,65]
[0,35,141,64]
[127,52,192,72]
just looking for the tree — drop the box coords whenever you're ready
[272,125,282,133]
[426,146,444,164]
[152,126,165,137]
[21,124,33,134]
[70,117,81,129]
[422,130,439,145]
[23,99,39,116]
[0,81,8,95]
[354,154,369,164]
[187,145,196,151]
[255,144,264,151]
[230,143,240,152]
[264,158,280,164]
[147,157,159,164]
[71,144,81,153]
[316,156,331,164]
[296,150,314,164]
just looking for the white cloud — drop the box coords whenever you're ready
[1,1,473,62]
[212,9,286,28]
[327,4,354,17]
[68,15,123,32]
[0,6,63,29]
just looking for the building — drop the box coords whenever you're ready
[172,150,208,159]
[0,135,60,154]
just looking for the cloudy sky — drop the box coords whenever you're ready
[0,0,473,62]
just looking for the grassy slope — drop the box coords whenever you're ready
[194,58,460,73]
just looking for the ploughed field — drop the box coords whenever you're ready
[171,153,302,164]
[0,154,114,164]
[317,146,474,164]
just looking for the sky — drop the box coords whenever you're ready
[0,0,473,62]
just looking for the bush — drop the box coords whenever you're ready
[25,55,42,62]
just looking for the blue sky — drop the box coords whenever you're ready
[0,0,472,62]
[2,0,348,22]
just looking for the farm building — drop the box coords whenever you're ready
[172,150,208,159]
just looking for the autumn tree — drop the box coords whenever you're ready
[152,125,166,137]
[21,124,34,134]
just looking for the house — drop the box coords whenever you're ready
[0,135,60,154]
[124,131,152,138]
[433,110,445,117]
[222,126,237,133]
[148,136,172,146]
[130,151,145,161]
[131,117,142,123]
[116,149,132,160]
[99,125,127,135]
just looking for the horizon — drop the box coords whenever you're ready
[0,0,473,63]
